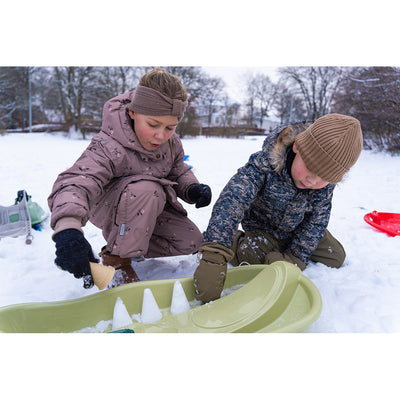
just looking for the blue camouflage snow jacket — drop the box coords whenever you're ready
[203,122,336,264]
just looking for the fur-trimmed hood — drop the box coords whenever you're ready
[264,121,313,173]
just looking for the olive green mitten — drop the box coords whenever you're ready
[194,242,234,303]
[264,251,307,271]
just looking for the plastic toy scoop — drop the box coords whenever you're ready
[90,262,115,290]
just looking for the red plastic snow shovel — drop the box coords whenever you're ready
[364,211,400,237]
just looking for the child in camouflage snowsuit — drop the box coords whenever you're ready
[194,113,363,303]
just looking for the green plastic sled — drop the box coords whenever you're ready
[0,261,322,333]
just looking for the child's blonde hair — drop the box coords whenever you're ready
[139,68,188,102]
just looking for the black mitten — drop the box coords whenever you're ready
[53,229,98,289]
[187,184,212,208]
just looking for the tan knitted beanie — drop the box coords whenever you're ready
[294,113,363,183]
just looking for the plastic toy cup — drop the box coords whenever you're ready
[90,262,115,290]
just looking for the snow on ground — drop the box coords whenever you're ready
[0,132,399,334]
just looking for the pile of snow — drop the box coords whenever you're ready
[0,132,399,333]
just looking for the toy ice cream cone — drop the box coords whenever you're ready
[90,262,115,290]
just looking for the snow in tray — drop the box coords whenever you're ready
[0,133,400,333]
[76,280,241,332]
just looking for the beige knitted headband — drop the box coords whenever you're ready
[129,85,188,121]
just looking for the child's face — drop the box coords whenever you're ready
[291,143,330,190]
[128,110,178,151]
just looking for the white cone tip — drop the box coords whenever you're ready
[112,297,133,330]
[171,280,191,315]
[141,288,162,324]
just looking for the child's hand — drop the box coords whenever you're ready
[187,184,212,208]
[193,242,234,303]
[52,229,98,288]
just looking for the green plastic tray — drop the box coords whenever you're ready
[0,261,322,333]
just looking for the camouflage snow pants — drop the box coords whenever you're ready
[230,229,346,269]
[98,180,203,259]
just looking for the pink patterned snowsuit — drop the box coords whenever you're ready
[48,92,203,258]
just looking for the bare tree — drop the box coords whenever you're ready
[0,67,30,130]
[245,73,276,128]
[198,75,226,126]
[243,73,257,126]
[333,66,400,152]
[53,67,97,137]
[279,67,344,120]
[273,81,306,124]
[219,97,241,127]
[95,67,145,99]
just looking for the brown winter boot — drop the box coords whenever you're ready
[99,247,141,288]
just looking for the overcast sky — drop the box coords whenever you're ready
[203,66,279,103]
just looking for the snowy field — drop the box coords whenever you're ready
[1,132,399,398]
[1,132,399,333]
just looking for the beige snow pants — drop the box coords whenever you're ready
[99,180,203,259]
[230,229,346,269]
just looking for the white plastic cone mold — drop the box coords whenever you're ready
[112,297,133,330]
[171,280,191,315]
[141,288,162,324]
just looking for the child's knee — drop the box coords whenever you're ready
[181,221,203,254]
[310,231,346,268]
[125,181,166,198]
[124,181,166,214]
[233,230,277,266]
[329,244,346,269]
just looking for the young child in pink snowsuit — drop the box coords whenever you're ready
[48,68,211,288]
